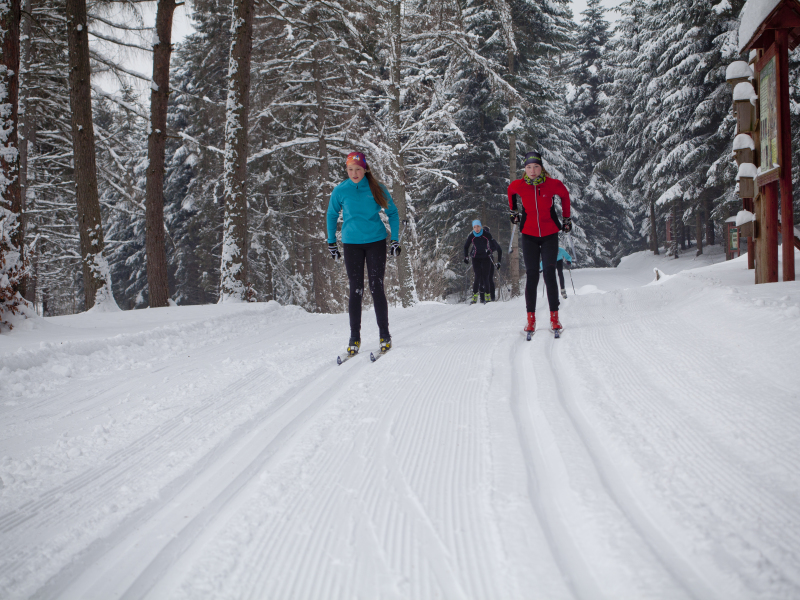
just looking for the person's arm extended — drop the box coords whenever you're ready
[556,180,571,219]
[383,186,400,240]
[464,235,472,259]
[326,189,342,244]
[493,237,502,263]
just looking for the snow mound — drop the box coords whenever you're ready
[733,133,755,151]
[737,162,757,179]
[736,210,756,226]
[733,81,757,103]
[726,60,753,80]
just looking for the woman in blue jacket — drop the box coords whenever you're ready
[327,152,400,357]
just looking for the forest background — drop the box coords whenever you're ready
[3,0,794,315]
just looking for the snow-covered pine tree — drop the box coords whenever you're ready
[1,0,26,326]
[605,0,742,257]
[162,0,229,306]
[565,0,635,266]
[428,0,578,298]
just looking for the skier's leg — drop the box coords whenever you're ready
[365,239,390,338]
[521,234,542,313]
[540,234,560,312]
[343,243,367,340]
[557,259,565,289]
[472,259,480,294]
[490,261,496,300]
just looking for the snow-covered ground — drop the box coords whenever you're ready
[2,246,799,599]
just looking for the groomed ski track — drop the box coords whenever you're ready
[2,249,799,599]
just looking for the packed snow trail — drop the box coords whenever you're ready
[1,247,800,599]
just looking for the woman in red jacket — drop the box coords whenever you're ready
[508,151,572,334]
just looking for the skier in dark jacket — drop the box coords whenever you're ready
[508,151,571,333]
[464,220,501,304]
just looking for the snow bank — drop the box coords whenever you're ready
[738,0,782,52]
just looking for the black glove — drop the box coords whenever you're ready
[328,242,341,260]
[464,256,470,264]
[562,217,572,233]
[509,211,521,225]
[495,262,501,270]
[390,240,402,256]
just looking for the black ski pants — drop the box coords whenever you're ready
[471,256,493,295]
[521,233,559,313]
[556,259,565,289]
[343,239,390,340]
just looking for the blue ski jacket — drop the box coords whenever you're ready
[540,247,573,270]
[326,178,399,245]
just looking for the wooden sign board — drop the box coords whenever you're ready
[757,44,781,185]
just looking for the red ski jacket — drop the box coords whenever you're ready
[507,176,571,238]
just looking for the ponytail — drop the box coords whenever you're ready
[365,171,389,209]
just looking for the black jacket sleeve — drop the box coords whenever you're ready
[464,234,473,258]
[491,238,502,263]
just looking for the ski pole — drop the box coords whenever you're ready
[566,260,576,294]
[508,222,517,254]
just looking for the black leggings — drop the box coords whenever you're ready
[556,259,565,289]
[471,257,492,294]
[521,233,559,313]
[343,240,389,340]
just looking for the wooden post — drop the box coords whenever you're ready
[777,28,796,281]
[762,181,780,283]
[744,197,756,270]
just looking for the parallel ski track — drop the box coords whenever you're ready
[0,316,330,598]
[560,291,800,597]
[159,306,510,599]
[27,304,466,600]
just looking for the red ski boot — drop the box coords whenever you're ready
[523,312,536,340]
[550,311,563,336]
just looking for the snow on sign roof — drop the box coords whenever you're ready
[738,0,800,52]
[739,0,782,52]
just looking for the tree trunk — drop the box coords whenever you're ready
[705,196,714,246]
[695,208,703,256]
[649,200,659,254]
[1,0,21,277]
[310,15,330,313]
[508,49,520,296]
[145,0,177,307]
[219,0,255,302]
[18,0,33,301]
[66,0,112,309]
[670,200,680,257]
[388,0,416,307]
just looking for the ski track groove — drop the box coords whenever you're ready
[567,298,800,594]
[234,308,472,599]
[49,348,367,600]
[508,333,608,600]
[141,306,469,600]
[1,334,335,598]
